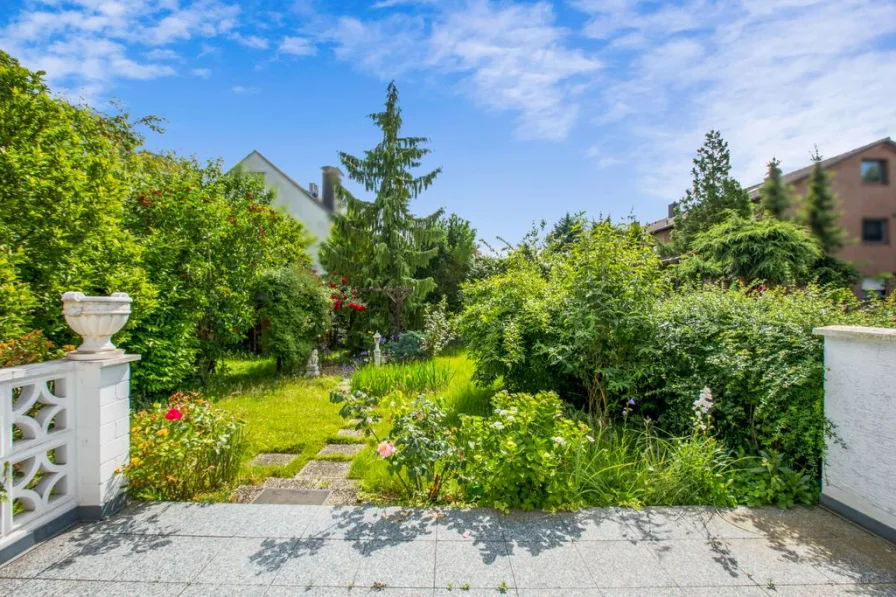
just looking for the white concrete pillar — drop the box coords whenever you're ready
[72,355,140,520]
[813,325,896,542]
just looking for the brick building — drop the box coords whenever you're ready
[646,138,896,296]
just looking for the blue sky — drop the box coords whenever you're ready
[2,0,895,245]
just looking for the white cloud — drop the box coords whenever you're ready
[191,67,212,78]
[231,85,260,94]
[230,33,269,49]
[0,0,245,98]
[145,48,181,61]
[323,0,600,141]
[278,35,316,56]
[579,0,896,203]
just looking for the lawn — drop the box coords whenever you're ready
[208,357,359,497]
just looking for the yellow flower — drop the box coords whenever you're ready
[157,428,169,437]
[131,457,141,466]
[114,467,121,475]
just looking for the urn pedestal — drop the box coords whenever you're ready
[61,292,132,361]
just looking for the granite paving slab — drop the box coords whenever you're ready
[252,488,331,505]
[295,460,353,480]
[2,504,894,596]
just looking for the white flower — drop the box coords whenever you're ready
[552,436,567,446]
[491,421,505,431]
[693,386,714,418]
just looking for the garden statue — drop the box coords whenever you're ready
[373,332,382,367]
[305,349,320,377]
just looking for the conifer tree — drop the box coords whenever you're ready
[802,149,845,255]
[670,130,751,254]
[759,157,791,219]
[320,82,445,333]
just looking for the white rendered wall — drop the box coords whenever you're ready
[814,326,896,535]
[237,152,332,268]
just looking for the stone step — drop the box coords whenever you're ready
[317,443,365,457]
[336,428,363,438]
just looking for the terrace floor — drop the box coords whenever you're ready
[0,503,894,596]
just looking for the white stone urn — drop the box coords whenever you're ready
[61,292,132,360]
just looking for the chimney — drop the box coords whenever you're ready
[668,201,679,218]
[321,166,342,213]
[308,182,319,198]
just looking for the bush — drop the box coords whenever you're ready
[457,258,562,393]
[125,392,245,500]
[460,391,589,511]
[255,267,331,373]
[0,330,71,368]
[636,284,895,476]
[384,331,427,361]
[458,220,667,412]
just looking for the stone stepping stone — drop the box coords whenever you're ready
[296,459,352,480]
[251,453,298,467]
[252,488,331,505]
[317,443,364,457]
[337,428,363,437]
[266,476,358,492]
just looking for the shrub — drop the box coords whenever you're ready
[457,259,562,393]
[685,211,821,286]
[384,331,427,361]
[731,450,817,508]
[350,359,453,397]
[0,330,71,368]
[255,267,331,373]
[460,391,589,511]
[125,392,245,500]
[421,297,456,356]
[637,284,895,476]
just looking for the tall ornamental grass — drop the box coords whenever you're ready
[350,359,453,397]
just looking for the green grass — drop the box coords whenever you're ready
[350,358,454,397]
[209,357,348,498]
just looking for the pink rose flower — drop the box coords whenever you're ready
[165,407,183,421]
[377,441,396,459]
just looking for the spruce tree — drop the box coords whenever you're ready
[320,82,445,333]
[802,149,845,255]
[759,157,791,219]
[671,130,751,254]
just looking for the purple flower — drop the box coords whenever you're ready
[627,398,637,407]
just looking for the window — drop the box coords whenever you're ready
[862,277,886,300]
[862,218,888,244]
[861,159,888,184]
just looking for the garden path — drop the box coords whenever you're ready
[237,378,367,506]
[1,503,894,596]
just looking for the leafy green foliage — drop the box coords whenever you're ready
[687,210,821,286]
[549,220,668,414]
[126,392,245,500]
[419,214,477,313]
[320,82,445,333]
[350,358,452,397]
[459,219,666,412]
[384,331,427,362]
[732,450,817,508]
[384,395,462,502]
[637,284,895,476]
[0,50,152,346]
[759,158,792,219]
[460,391,589,511]
[457,257,561,393]
[255,267,331,373]
[0,330,69,367]
[421,297,456,356]
[669,130,752,254]
[573,422,735,507]
[0,51,317,397]
[802,150,845,255]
